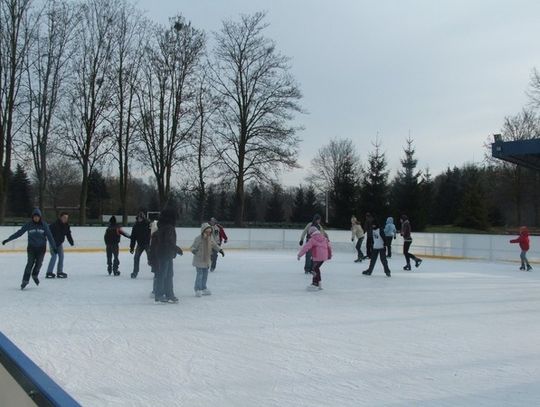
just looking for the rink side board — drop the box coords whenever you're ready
[0,331,81,407]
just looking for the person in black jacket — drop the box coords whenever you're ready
[362,218,391,277]
[2,208,57,289]
[129,212,151,279]
[104,216,130,276]
[363,212,375,259]
[46,212,75,278]
[152,208,183,303]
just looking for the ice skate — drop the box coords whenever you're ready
[130,272,137,279]
[167,297,179,304]
[56,272,67,279]
[113,270,120,276]
[307,284,321,291]
[195,290,202,297]
[403,265,411,271]
[46,272,56,279]
[201,289,212,296]
[20,281,28,290]
[415,259,423,268]
[354,258,362,263]
[362,270,371,276]
[155,296,167,304]
[519,266,525,271]
[527,264,533,271]
[385,273,391,278]
[31,275,40,286]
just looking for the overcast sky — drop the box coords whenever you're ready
[136,0,540,186]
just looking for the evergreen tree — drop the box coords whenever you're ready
[360,140,389,220]
[455,165,490,230]
[8,164,33,217]
[205,186,217,221]
[265,183,285,222]
[432,167,462,225]
[304,185,320,221]
[419,168,434,227]
[217,189,230,221]
[87,170,110,220]
[390,138,424,229]
[291,186,305,223]
[330,156,360,228]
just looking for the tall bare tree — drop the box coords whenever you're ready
[0,0,34,222]
[25,0,78,210]
[108,1,147,224]
[138,15,205,208]
[59,0,117,224]
[210,12,303,226]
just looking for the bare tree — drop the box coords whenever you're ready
[59,0,117,224]
[108,1,148,224]
[0,0,34,222]
[45,157,79,213]
[209,12,303,226]
[25,0,78,210]
[138,15,205,208]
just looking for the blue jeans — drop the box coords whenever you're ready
[155,258,175,299]
[194,267,209,291]
[47,244,64,274]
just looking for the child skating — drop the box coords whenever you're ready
[297,226,332,290]
[190,223,224,297]
[510,226,533,271]
[104,216,130,276]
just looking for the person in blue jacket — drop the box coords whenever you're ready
[2,208,57,290]
[383,217,397,258]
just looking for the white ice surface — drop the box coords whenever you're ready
[1,250,540,407]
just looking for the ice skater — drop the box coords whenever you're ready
[152,209,183,303]
[400,214,422,270]
[351,216,365,262]
[2,208,57,289]
[129,212,151,278]
[46,212,75,279]
[298,226,332,290]
[104,216,130,276]
[299,214,328,274]
[363,212,375,259]
[383,217,397,258]
[510,226,532,271]
[191,223,224,297]
[362,219,391,277]
[209,217,228,272]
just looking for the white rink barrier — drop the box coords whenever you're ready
[0,226,535,263]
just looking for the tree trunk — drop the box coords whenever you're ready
[234,176,244,227]
[79,169,89,225]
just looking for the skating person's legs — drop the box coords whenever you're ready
[385,236,393,257]
[365,236,374,259]
[312,261,323,286]
[132,244,147,277]
[304,250,313,273]
[112,245,120,275]
[106,245,113,274]
[46,246,58,277]
[210,249,218,271]
[520,251,532,270]
[403,241,412,269]
[363,250,378,275]
[355,237,364,261]
[195,267,205,295]
[162,259,175,300]
[154,262,166,302]
[379,250,391,276]
[22,247,39,287]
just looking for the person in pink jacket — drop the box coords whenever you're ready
[297,226,332,291]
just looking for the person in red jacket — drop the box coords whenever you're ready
[297,226,332,291]
[510,226,532,271]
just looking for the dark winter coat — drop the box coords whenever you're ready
[364,215,374,238]
[155,210,179,261]
[4,209,56,250]
[401,219,412,241]
[49,219,74,246]
[104,224,129,246]
[130,219,151,250]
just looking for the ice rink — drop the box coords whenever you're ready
[1,249,540,406]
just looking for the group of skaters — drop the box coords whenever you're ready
[1,209,229,302]
[297,213,423,290]
[1,208,534,296]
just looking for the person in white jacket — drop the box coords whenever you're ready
[351,216,365,262]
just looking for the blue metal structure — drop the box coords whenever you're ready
[492,138,540,170]
[0,331,81,407]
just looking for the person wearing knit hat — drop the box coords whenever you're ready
[2,208,57,290]
[129,211,151,279]
[299,213,329,274]
[208,216,228,272]
[104,215,130,276]
[510,226,533,271]
[298,226,332,290]
[191,223,224,297]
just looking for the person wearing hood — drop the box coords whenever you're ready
[152,208,183,303]
[191,223,224,297]
[2,208,57,289]
[299,214,329,274]
[383,217,397,258]
[129,212,151,279]
[104,216,130,276]
[510,226,533,271]
[46,212,74,279]
[362,218,391,277]
[351,216,365,262]
[208,217,228,272]
[298,226,332,290]
[400,214,422,271]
